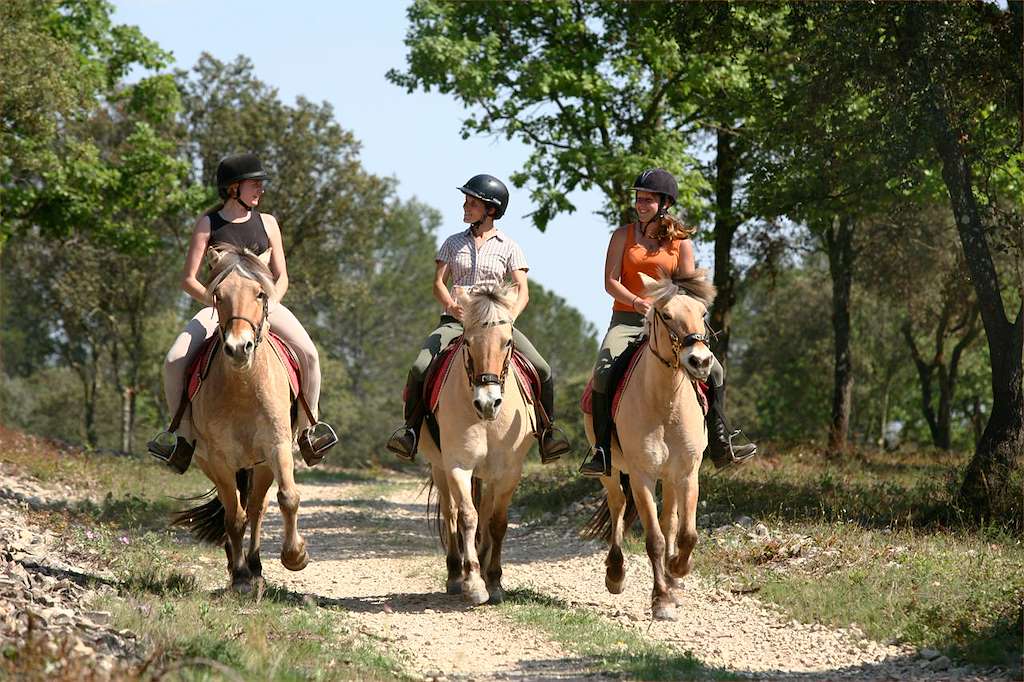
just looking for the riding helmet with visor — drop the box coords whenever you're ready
[458,174,509,219]
[216,153,269,200]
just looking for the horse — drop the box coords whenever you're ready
[421,283,534,605]
[171,245,308,592]
[583,269,717,620]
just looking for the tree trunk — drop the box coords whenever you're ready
[825,215,855,456]
[709,129,741,368]
[121,386,135,453]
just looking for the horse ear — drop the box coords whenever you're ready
[501,285,520,320]
[206,247,224,268]
[257,248,272,267]
[638,272,657,294]
[453,286,470,309]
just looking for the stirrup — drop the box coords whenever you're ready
[711,430,757,470]
[299,421,338,467]
[146,432,194,475]
[579,448,611,478]
[539,426,571,464]
[385,426,417,462]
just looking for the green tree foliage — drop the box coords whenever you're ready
[388,0,710,230]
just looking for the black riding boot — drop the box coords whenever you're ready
[386,377,425,462]
[537,378,571,463]
[580,391,613,478]
[704,382,757,469]
[146,433,195,475]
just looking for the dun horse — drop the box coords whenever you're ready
[584,270,716,620]
[172,245,309,592]
[422,284,534,605]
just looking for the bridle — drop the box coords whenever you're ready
[649,309,712,371]
[463,318,514,390]
[214,290,270,351]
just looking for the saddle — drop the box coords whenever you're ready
[414,335,545,450]
[580,337,709,419]
[172,332,311,432]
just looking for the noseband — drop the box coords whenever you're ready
[649,310,711,370]
[215,292,270,351]
[464,319,514,390]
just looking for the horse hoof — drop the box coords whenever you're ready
[487,587,505,605]
[463,579,489,606]
[605,575,626,594]
[282,550,309,572]
[653,604,677,621]
[231,580,253,595]
[446,579,464,595]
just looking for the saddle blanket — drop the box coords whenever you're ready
[187,332,302,402]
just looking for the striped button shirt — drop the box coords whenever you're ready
[436,228,529,287]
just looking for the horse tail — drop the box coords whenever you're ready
[170,469,253,545]
[581,472,637,542]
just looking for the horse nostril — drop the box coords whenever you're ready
[224,344,234,358]
[244,341,254,354]
[473,399,483,412]
[493,398,502,409]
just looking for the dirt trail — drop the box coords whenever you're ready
[254,474,998,681]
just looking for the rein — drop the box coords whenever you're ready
[648,310,711,371]
[463,319,514,390]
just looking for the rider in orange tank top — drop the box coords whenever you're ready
[580,168,757,478]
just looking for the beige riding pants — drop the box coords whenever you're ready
[162,304,321,441]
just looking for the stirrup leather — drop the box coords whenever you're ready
[299,421,338,467]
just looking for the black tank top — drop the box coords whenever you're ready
[207,209,271,253]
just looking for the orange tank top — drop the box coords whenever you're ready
[612,224,682,313]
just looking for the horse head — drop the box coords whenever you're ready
[639,269,717,381]
[206,245,276,368]
[455,283,518,421]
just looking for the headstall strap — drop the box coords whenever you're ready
[650,311,712,370]
[464,329,514,390]
[217,293,270,350]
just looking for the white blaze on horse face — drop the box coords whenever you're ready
[473,383,503,420]
[683,345,713,381]
[217,276,264,365]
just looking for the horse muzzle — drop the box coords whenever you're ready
[473,382,503,421]
[223,334,256,365]
[683,347,713,381]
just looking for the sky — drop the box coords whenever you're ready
[110,1,712,332]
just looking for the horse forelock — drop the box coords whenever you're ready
[463,283,516,331]
[205,246,276,300]
[644,268,716,308]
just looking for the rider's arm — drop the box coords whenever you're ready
[604,226,647,311]
[674,239,696,278]
[510,269,529,319]
[433,261,461,317]
[181,215,214,306]
[262,214,289,303]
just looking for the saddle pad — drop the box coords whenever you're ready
[187,333,302,403]
[424,337,464,412]
[580,341,709,418]
[510,349,541,405]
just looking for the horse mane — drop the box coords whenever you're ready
[204,245,277,300]
[643,268,716,308]
[463,283,517,330]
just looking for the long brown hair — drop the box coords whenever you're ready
[644,212,696,244]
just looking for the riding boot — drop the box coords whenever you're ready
[536,378,571,463]
[386,377,425,462]
[580,391,613,478]
[704,381,757,469]
[146,433,194,475]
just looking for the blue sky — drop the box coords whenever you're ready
[111,1,713,331]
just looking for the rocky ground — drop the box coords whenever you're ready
[0,465,1016,681]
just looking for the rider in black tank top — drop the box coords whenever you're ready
[208,209,271,253]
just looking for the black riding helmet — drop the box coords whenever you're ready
[216,153,269,200]
[632,168,678,206]
[457,174,509,219]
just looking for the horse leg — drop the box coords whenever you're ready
[267,440,308,571]
[447,468,488,605]
[629,473,676,621]
[602,474,628,594]
[482,478,517,605]
[245,465,275,583]
[218,480,251,593]
[434,467,463,595]
[476,480,496,586]
[669,470,700,581]
[659,481,681,594]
